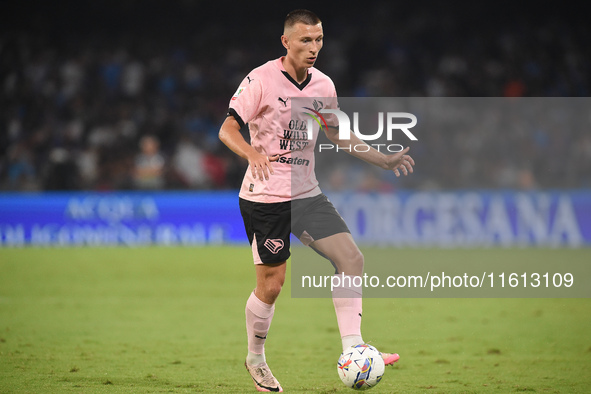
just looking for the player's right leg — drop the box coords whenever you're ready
[246,262,286,368]
[239,198,290,392]
[245,262,285,392]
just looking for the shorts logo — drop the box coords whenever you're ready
[264,239,284,254]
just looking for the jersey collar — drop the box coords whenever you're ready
[277,57,312,91]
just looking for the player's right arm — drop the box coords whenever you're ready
[219,116,277,181]
[220,73,278,181]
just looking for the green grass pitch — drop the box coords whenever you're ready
[1,247,590,393]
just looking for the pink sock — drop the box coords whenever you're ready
[245,291,275,355]
[332,275,363,338]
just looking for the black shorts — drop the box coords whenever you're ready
[239,193,350,265]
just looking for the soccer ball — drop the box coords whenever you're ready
[337,344,385,390]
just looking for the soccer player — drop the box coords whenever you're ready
[219,9,415,392]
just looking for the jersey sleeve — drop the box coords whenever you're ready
[228,75,263,128]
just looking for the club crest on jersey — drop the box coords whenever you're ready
[264,239,284,254]
[313,99,324,111]
[232,86,245,100]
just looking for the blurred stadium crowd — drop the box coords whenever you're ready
[1,1,589,191]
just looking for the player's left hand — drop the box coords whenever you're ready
[384,147,415,177]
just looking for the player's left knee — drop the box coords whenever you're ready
[351,249,364,267]
[340,249,364,276]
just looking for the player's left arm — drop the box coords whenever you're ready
[324,126,415,177]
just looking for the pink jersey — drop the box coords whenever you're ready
[229,57,338,203]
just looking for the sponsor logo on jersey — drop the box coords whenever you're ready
[264,239,284,254]
[278,139,309,151]
[277,156,310,166]
[279,128,310,151]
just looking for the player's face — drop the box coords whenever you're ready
[283,22,324,69]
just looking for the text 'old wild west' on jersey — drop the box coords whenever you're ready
[228,57,338,203]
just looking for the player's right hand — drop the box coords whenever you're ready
[248,152,276,181]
